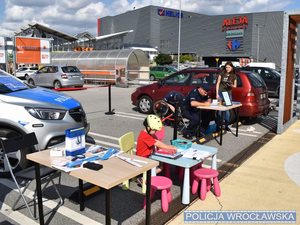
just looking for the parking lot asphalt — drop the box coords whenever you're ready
[0,84,281,225]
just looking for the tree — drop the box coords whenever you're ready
[180,54,193,63]
[154,53,173,65]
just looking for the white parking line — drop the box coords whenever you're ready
[94,139,120,148]
[0,201,39,225]
[230,128,262,134]
[88,132,119,141]
[0,179,103,225]
[233,132,258,137]
[115,114,145,120]
[116,111,146,118]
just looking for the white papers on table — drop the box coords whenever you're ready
[51,158,81,172]
[181,148,211,160]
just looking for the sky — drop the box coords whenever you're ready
[0,0,299,37]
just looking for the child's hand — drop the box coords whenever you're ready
[168,147,177,154]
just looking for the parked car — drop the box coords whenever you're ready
[131,67,270,118]
[149,66,177,81]
[242,66,281,97]
[15,67,38,80]
[27,65,84,89]
[0,69,88,177]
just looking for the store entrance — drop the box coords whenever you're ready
[203,56,241,67]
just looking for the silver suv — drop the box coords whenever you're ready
[27,65,84,89]
[0,69,88,177]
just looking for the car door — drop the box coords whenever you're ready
[35,66,49,86]
[45,66,58,87]
[263,68,280,95]
[156,67,165,79]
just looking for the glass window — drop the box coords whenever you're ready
[191,73,210,85]
[0,74,28,93]
[246,72,265,88]
[62,66,80,73]
[165,72,190,85]
[211,73,218,84]
[264,69,274,79]
[48,67,56,73]
[237,75,242,87]
[39,67,48,73]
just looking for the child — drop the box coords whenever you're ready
[136,114,177,179]
[137,114,177,157]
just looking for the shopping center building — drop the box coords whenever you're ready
[98,5,288,69]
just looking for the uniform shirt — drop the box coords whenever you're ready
[219,72,237,92]
[184,88,209,113]
[136,130,156,158]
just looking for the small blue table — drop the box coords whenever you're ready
[150,143,218,205]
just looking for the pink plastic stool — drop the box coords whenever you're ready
[192,168,221,200]
[143,176,172,213]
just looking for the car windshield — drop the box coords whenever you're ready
[246,72,266,88]
[0,71,29,93]
[62,66,80,73]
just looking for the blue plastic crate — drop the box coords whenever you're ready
[205,123,217,135]
[171,139,192,150]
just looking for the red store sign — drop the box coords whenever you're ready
[222,16,248,31]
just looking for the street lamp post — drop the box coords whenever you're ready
[256,24,260,62]
[177,0,182,70]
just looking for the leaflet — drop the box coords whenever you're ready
[181,148,211,160]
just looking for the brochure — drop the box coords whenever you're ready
[153,149,182,159]
[181,148,211,160]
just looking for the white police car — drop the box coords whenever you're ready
[0,70,88,177]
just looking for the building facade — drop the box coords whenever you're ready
[98,5,285,69]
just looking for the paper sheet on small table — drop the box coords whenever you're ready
[51,158,82,172]
[182,148,210,160]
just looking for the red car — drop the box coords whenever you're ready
[131,68,270,118]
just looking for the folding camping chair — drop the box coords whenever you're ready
[0,132,63,219]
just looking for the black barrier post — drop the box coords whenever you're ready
[105,84,115,115]
[173,102,178,140]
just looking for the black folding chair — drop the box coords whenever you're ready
[0,132,63,219]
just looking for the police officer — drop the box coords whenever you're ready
[182,84,212,139]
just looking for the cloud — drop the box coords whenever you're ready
[0,0,295,37]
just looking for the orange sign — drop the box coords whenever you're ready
[16,37,50,64]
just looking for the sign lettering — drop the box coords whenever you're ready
[157,8,183,18]
[222,16,248,31]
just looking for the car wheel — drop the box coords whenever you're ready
[24,74,29,80]
[54,80,62,89]
[0,129,32,178]
[150,75,155,81]
[27,79,35,86]
[137,95,153,114]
